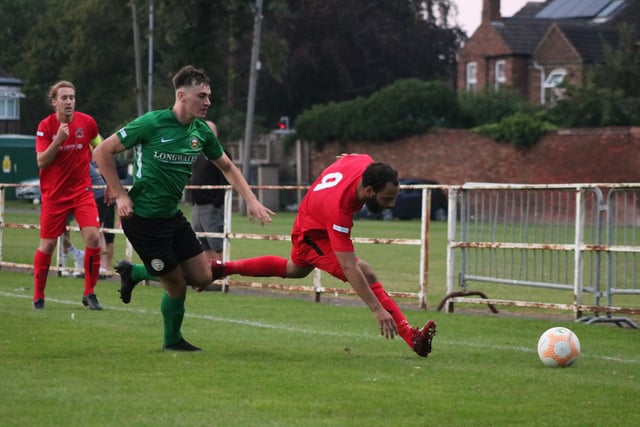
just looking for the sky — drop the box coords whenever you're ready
[454,0,545,34]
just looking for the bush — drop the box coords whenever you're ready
[474,111,557,148]
[459,87,537,127]
[293,79,461,145]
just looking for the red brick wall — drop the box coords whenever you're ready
[309,127,640,185]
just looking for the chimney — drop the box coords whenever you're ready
[482,0,501,24]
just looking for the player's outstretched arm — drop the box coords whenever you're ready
[212,153,274,225]
[335,251,398,340]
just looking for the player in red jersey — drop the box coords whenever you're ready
[32,80,103,310]
[213,153,437,357]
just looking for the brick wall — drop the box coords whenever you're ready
[309,127,640,185]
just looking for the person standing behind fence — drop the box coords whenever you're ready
[190,121,230,262]
[32,80,103,310]
[89,160,116,278]
[94,65,274,352]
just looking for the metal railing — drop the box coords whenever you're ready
[0,182,439,307]
[443,183,640,328]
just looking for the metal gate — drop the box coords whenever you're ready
[443,183,640,328]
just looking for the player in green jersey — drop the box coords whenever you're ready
[93,65,274,351]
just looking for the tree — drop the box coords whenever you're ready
[258,0,465,126]
[1,0,465,140]
[550,24,640,127]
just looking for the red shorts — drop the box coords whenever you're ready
[39,190,100,239]
[290,231,349,282]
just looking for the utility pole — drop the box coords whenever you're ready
[147,0,154,112]
[130,1,144,116]
[241,0,264,194]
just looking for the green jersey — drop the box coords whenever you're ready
[117,108,223,218]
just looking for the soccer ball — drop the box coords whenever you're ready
[537,326,581,367]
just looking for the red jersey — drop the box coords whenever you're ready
[292,154,373,253]
[36,112,98,203]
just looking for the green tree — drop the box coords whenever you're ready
[294,78,461,145]
[1,0,464,141]
[550,24,640,127]
[259,0,465,127]
[0,0,46,72]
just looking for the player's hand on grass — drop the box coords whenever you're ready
[373,307,398,340]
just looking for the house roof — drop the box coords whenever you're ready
[608,0,640,26]
[0,67,23,87]
[512,1,549,19]
[488,0,637,57]
[536,0,614,19]
[555,23,620,62]
[492,18,555,55]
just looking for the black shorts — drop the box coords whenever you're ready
[121,211,203,276]
[95,196,116,244]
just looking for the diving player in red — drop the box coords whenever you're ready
[32,80,103,310]
[212,153,437,357]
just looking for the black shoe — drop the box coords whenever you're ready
[33,299,45,310]
[163,338,202,352]
[82,293,103,310]
[115,260,137,304]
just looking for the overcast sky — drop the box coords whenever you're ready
[455,0,545,34]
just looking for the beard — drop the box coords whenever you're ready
[364,198,385,214]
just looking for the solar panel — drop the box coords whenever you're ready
[536,0,614,19]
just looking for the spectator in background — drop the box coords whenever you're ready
[189,120,230,262]
[88,159,128,278]
[32,80,103,310]
[59,216,85,277]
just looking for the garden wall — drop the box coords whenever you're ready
[309,127,640,185]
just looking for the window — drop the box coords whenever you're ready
[466,62,477,91]
[0,87,25,120]
[543,69,566,89]
[543,68,567,106]
[495,60,507,90]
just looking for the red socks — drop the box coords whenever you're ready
[222,256,288,278]
[83,246,102,296]
[370,282,415,348]
[33,246,101,300]
[33,249,52,300]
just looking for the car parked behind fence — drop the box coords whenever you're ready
[354,178,447,221]
[15,177,41,202]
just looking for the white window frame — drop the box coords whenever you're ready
[466,62,477,91]
[495,60,506,90]
[543,69,566,89]
[0,87,25,120]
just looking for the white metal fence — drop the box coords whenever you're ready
[0,182,437,307]
[3,181,640,327]
[443,183,640,328]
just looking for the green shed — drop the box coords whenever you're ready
[0,134,38,199]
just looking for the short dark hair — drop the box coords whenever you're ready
[172,65,210,90]
[362,162,398,192]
